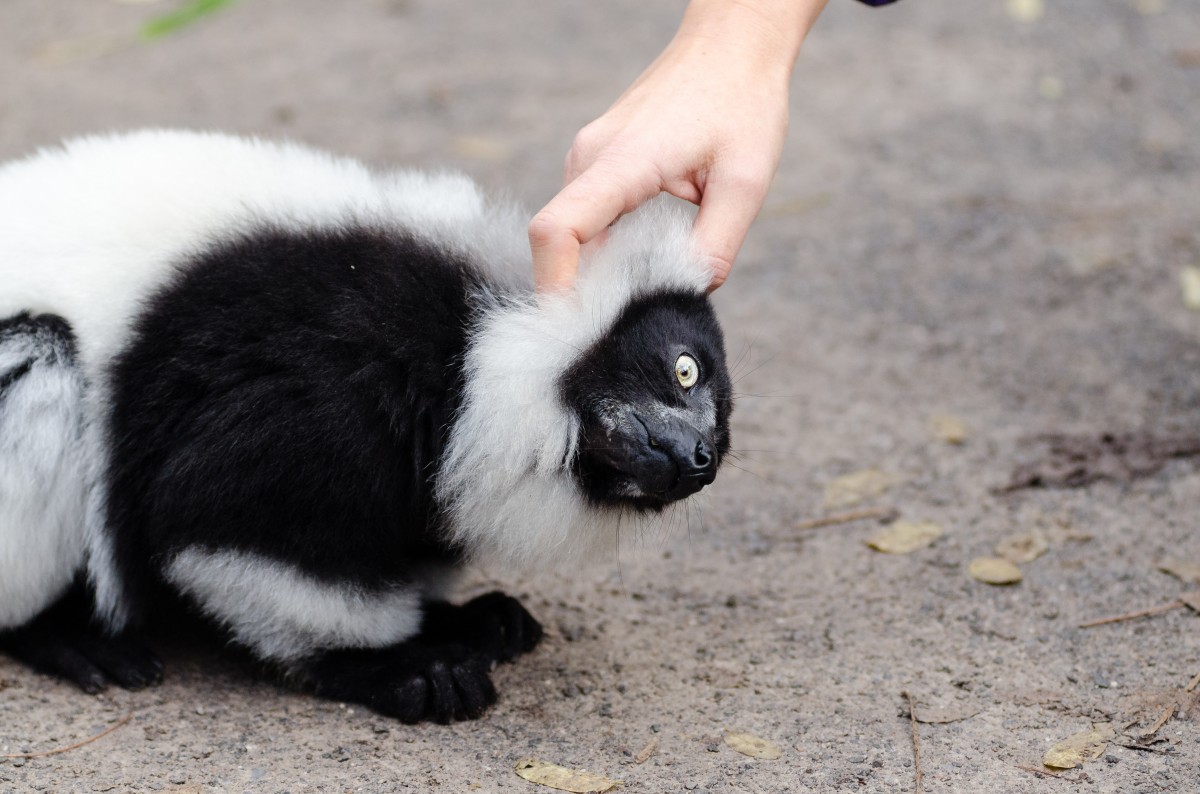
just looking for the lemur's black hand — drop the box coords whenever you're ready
[421,591,544,665]
[305,641,496,723]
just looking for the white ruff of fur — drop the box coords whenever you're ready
[436,202,711,569]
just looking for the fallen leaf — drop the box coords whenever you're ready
[995,530,1049,564]
[1135,0,1165,15]
[867,521,943,554]
[1180,592,1200,613]
[823,469,901,509]
[931,414,969,444]
[1005,0,1044,22]
[451,135,512,163]
[1176,50,1200,68]
[1159,557,1200,585]
[514,758,620,793]
[969,557,1022,585]
[724,732,782,760]
[1043,723,1115,769]
[1181,266,1200,311]
[1038,76,1064,101]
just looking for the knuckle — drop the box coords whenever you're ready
[571,123,603,155]
[527,210,561,245]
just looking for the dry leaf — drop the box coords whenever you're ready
[1180,592,1200,613]
[1159,557,1200,585]
[1135,0,1165,14]
[451,135,512,163]
[1043,723,1115,769]
[514,758,620,793]
[1181,266,1200,311]
[931,414,969,444]
[823,469,901,509]
[995,530,1048,564]
[724,732,782,760]
[1038,76,1064,101]
[1005,0,1044,22]
[969,557,1022,585]
[867,521,943,554]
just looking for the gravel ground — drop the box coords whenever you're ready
[1,1,1199,792]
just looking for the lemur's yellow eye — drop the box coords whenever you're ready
[674,354,699,389]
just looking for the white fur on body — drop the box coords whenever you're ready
[165,548,423,662]
[0,130,711,656]
[0,331,88,628]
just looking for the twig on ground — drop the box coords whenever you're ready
[1141,704,1176,739]
[1077,601,1183,628]
[795,506,897,531]
[633,738,658,765]
[1186,672,1200,693]
[902,691,922,794]
[0,712,134,760]
[1115,741,1168,754]
[1014,764,1088,783]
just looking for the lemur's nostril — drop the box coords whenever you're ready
[693,440,712,469]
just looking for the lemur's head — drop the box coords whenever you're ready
[561,289,731,511]
[438,199,734,567]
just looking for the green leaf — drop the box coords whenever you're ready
[141,0,237,41]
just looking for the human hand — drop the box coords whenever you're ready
[528,0,828,294]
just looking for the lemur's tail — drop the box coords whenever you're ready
[0,313,89,629]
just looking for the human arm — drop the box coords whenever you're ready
[528,0,830,294]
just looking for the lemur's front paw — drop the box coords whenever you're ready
[308,643,497,724]
[380,646,497,724]
[422,591,544,665]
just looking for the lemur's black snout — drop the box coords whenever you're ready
[636,413,717,502]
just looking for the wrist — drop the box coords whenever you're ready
[676,0,828,75]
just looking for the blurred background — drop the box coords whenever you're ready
[1,1,1199,792]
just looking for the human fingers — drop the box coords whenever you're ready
[529,158,661,294]
[691,169,771,291]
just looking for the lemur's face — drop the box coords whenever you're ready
[561,290,732,511]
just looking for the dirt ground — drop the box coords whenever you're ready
[2,1,1199,792]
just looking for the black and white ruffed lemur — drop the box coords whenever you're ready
[0,131,732,723]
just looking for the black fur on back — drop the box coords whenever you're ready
[104,226,482,621]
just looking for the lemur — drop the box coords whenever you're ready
[0,131,731,723]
